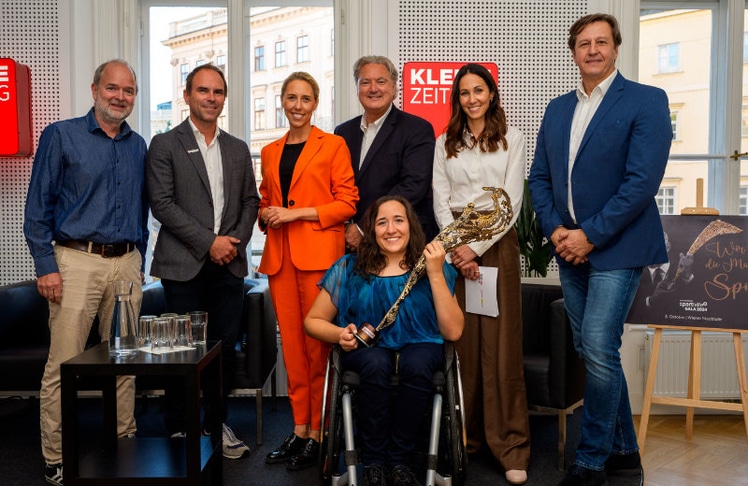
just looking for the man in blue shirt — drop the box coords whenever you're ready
[24,59,148,486]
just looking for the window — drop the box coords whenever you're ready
[254,97,265,130]
[658,43,680,74]
[297,35,309,63]
[744,32,748,63]
[743,104,748,138]
[275,95,286,128]
[275,41,287,68]
[740,186,748,215]
[254,46,264,71]
[181,108,189,122]
[656,187,676,215]
[216,54,226,71]
[671,111,679,141]
[180,63,189,85]
[196,59,206,67]
[330,28,334,56]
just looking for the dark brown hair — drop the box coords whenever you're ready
[185,63,228,95]
[444,63,507,158]
[355,195,426,277]
[567,13,622,51]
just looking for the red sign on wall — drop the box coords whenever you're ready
[402,62,499,138]
[0,58,33,157]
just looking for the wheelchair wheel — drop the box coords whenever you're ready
[442,345,467,486]
[319,347,344,485]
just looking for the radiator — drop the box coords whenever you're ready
[644,330,748,399]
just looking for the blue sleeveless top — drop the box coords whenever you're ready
[318,253,458,350]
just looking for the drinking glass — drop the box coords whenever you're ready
[160,313,178,346]
[138,315,156,348]
[175,314,193,347]
[150,317,173,352]
[188,311,208,345]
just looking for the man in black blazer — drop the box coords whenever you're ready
[335,55,438,249]
[146,64,259,458]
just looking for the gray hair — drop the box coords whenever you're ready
[92,59,138,94]
[353,55,398,84]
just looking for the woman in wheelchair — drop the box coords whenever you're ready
[305,195,464,486]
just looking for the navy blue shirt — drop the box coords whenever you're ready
[24,108,149,276]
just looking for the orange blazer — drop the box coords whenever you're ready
[258,126,359,275]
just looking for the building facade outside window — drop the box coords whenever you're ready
[297,35,309,63]
[275,94,286,128]
[254,97,266,130]
[275,40,286,67]
[216,54,226,71]
[671,111,679,141]
[658,42,680,73]
[180,63,189,85]
[740,186,748,215]
[656,186,677,215]
[254,46,265,71]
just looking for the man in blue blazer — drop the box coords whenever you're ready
[335,55,439,248]
[146,64,259,459]
[529,13,671,486]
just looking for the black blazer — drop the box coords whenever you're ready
[335,105,438,240]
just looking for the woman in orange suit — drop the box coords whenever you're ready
[259,71,359,471]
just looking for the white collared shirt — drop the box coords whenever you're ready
[189,118,224,234]
[359,104,393,168]
[567,69,617,223]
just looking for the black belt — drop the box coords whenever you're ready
[56,240,136,258]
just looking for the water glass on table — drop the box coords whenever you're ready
[175,314,193,347]
[150,316,173,352]
[160,313,178,346]
[188,311,208,346]
[138,315,156,348]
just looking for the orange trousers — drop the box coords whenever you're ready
[268,240,330,431]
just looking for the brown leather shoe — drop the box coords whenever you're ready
[286,437,319,470]
[265,434,305,464]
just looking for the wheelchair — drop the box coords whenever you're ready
[318,341,467,486]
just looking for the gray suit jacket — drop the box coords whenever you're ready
[146,119,260,280]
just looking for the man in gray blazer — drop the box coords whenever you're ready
[146,64,260,459]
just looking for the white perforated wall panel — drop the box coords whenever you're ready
[0,0,60,284]
[395,0,588,276]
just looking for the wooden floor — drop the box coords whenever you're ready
[634,414,748,485]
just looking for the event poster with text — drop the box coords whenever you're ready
[627,215,747,330]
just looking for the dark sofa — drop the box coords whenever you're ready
[0,277,278,443]
[521,282,585,470]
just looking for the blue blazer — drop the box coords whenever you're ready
[528,73,672,270]
[335,106,439,239]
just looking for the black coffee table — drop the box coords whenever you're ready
[61,341,222,485]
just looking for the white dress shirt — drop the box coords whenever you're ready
[359,104,392,168]
[189,118,224,234]
[433,125,526,257]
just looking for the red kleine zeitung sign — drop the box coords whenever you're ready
[0,58,33,157]
[402,62,499,138]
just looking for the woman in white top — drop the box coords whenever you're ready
[432,63,530,485]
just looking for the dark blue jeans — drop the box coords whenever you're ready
[559,263,642,471]
[341,342,443,466]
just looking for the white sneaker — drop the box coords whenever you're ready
[221,423,250,459]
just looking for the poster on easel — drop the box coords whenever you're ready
[627,215,747,331]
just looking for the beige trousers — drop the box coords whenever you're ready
[40,245,141,464]
[454,226,531,471]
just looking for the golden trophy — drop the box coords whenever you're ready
[355,187,513,347]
